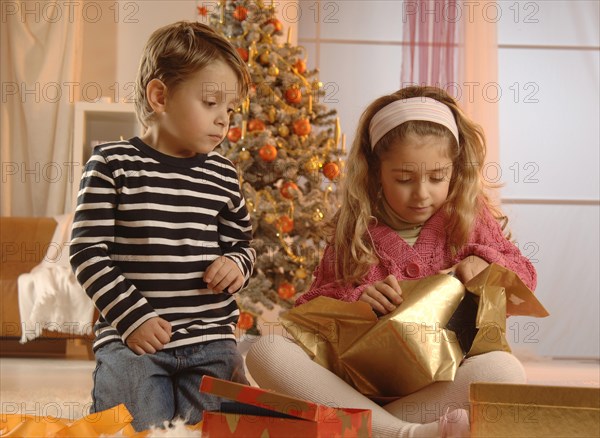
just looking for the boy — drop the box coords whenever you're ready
[70,21,255,431]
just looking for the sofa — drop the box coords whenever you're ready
[0,216,94,358]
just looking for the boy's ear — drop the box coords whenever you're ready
[146,79,167,113]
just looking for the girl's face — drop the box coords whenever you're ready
[379,134,453,224]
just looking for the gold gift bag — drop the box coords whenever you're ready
[281,264,549,398]
[470,383,600,437]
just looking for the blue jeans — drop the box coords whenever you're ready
[91,339,248,431]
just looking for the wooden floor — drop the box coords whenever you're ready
[1,353,598,421]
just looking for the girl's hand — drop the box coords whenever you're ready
[359,275,404,315]
[126,316,172,355]
[204,256,244,293]
[439,255,489,284]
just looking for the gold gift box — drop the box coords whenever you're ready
[470,383,600,437]
[281,264,549,398]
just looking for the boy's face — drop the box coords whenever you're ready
[157,60,240,157]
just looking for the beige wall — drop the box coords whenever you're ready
[113,1,297,88]
[80,1,117,102]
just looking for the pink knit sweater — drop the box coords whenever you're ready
[296,205,537,305]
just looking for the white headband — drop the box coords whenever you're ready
[369,97,460,149]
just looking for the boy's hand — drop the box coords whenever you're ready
[126,317,172,355]
[204,256,244,294]
[359,275,404,315]
[439,255,489,284]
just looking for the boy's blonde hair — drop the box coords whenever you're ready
[135,21,250,128]
[329,86,508,284]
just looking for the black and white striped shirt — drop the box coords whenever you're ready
[70,137,255,351]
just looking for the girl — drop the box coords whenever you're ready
[247,86,536,437]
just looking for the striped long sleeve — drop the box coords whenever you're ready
[70,138,255,351]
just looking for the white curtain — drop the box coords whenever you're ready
[1,1,82,216]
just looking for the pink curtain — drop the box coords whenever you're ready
[401,0,459,87]
[401,0,499,172]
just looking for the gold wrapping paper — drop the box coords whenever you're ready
[464,263,549,357]
[281,264,548,398]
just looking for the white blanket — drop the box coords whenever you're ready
[18,214,94,343]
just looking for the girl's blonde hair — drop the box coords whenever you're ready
[135,21,250,128]
[329,86,508,284]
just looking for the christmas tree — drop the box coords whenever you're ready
[197,0,344,333]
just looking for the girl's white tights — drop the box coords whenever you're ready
[246,334,526,438]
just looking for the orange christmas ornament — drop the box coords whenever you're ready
[276,215,294,233]
[277,282,296,299]
[248,119,266,132]
[237,47,249,62]
[323,162,340,180]
[293,118,311,136]
[259,144,278,162]
[233,5,248,21]
[237,312,254,330]
[294,59,307,74]
[280,181,299,199]
[285,87,302,104]
[227,127,242,143]
[265,18,283,33]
